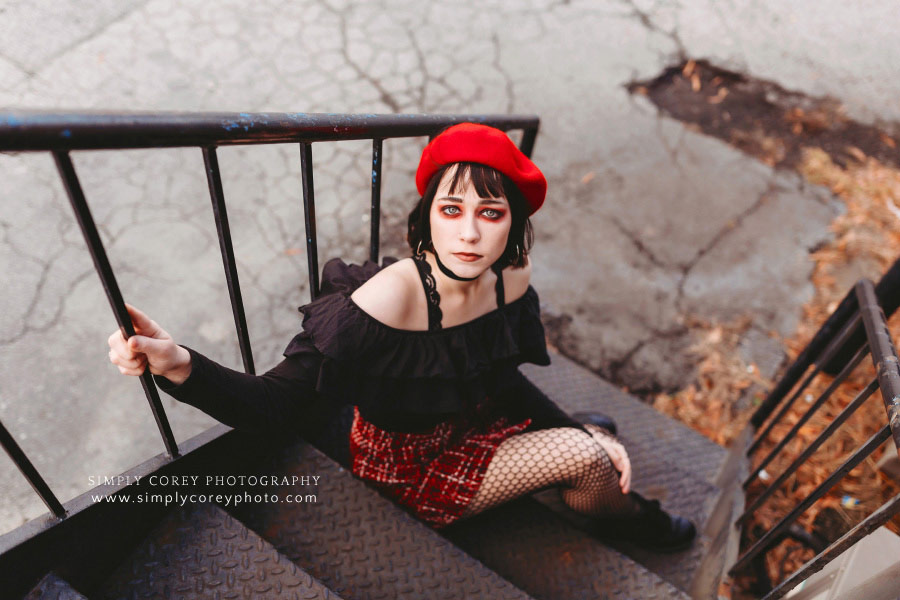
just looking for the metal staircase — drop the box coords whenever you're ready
[8,349,739,600]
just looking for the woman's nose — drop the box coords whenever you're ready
[459,214,481,243]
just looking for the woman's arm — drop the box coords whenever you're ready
[154,347,325,435]
[108,305,323,435]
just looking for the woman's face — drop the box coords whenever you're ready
[429,166,512,278]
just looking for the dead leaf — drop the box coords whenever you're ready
[708,87,729,104]
[691,73,701,92]
[846,146,867,162]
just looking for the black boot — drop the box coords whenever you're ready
[591,492,696,553]
[572,411,618,436]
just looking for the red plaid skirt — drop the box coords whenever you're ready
[349,406,532,528]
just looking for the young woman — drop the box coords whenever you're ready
[107,123,695,551]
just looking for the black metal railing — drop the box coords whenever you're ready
[730,268,900,600]
[0,110,540,526]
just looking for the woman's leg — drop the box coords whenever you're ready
[461,424,638,518]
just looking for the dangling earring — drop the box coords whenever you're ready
[513,244,522,263]
[415,240,424,257]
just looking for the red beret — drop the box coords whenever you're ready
[415,123,546,215]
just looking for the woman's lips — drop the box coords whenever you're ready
[453,252,482,262]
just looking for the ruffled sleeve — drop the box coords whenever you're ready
[283,258,551,417]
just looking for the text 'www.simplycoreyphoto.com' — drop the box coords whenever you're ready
[88,474,322,508]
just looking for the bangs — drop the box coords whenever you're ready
[445,162,506,199]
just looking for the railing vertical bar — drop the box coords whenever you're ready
[0,419,66,519]
[519,126,538,158]
[729,425,892,576]
[752,287,858,428]
[748,314,863,456]
[743,345,870,489]
[370,138,383,264]
[52,151,179,458]
[856,279,900,451]
[299,142,319,301]
[202,146,255,375]
[749,366,821,455]
[762,492,900,600]
[737,377,879,525]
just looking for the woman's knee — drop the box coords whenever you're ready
[558,429,615,478]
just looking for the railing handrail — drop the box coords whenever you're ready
[0,110,540,151]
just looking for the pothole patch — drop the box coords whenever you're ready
[629,59,898,170]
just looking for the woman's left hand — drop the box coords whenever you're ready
[584,424,631,494]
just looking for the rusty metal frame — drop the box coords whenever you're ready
[733,277,900,597]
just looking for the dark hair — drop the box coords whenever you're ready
[406,162,533,269]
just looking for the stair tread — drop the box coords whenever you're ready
[442,497,692,600]
[229,441,537,600]
[531,457,722,593]
[232,439,694,599]
[97,502,340,600]
[24,573,88,600]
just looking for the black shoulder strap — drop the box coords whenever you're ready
[412,256,442,331]
[492,263,505,307]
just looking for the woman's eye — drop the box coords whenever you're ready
[442,206,461,215]
[481,209,503,219]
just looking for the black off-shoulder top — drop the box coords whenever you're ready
[156,257,586,435]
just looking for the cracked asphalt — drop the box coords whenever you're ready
[1,0,896,532]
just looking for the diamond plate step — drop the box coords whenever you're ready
[97,502,339,599]
[228,441,536,600]
[521,351,732,595]
[24,573,88,600]
[442,497,692,600]
[531,457,719,595]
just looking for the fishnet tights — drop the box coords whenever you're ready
[461,424,639,518]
